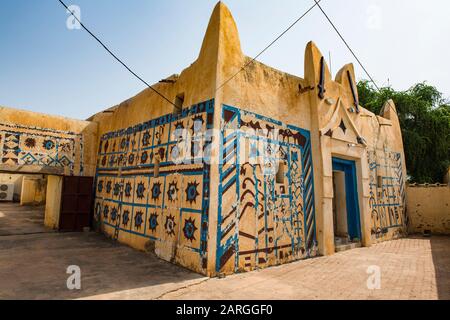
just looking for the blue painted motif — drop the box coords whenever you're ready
[148,213,158,231]
[367,149,406,239]
[216,105,317,273]
[183,217,198,241]
[111,207,118,222]
[0,122,83,175]
[93,99,214,271]
[151,183,162,200]
[136,182,146,199]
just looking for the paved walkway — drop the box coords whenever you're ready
[0,203,448,299]
[160,237,450,300]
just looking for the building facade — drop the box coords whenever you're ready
[0,2,407,276]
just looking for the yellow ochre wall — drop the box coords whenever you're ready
[207,2,407,275]
[88,2,225,276]
[0,2,409,277]
[407,185,450,234]
[20,176,47,205]
[88,2,408,276]
[0,106,98,177]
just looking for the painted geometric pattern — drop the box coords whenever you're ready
[216,105,317,274]
[0,122,82,175]
[94,100,214,271]
[367,149,406,240]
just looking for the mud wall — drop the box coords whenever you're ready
[407,185,450,235]
[94,100,214,274]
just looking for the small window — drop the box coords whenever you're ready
[154,157,160,178]
[276,162,285,184]
[173,93,184,115]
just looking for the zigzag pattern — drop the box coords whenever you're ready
[217,108,240,272]
[217,105,316,273]
[368,149,406,240]
[289,148,304,246]
[0,125,80,175]
[301,138,315,251]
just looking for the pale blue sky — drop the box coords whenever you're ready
[1,0,449,119]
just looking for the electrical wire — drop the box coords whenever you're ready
[215,0,322,92]
[58,0,177,107]
[313,0,381,91]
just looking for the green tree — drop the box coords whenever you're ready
[357,81,450,183]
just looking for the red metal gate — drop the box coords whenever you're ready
[59,176,94,232]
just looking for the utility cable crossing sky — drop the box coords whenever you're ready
[59,0,388,107]
[58,0,177,108]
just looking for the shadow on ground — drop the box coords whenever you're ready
[0,232,203,300]
[430,236,450,299]
[0,203,203,300]
[1,203,449,300]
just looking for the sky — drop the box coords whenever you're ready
[1,0,449,120]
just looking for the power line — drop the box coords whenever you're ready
[313,0,397,150]
[312,0,381,91]
[215,0,322,92]
[58,0,177,108]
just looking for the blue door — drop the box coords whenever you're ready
[332,158,362,241]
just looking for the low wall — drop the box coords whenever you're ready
[0,105,98,177]
[407,185,450,235]
[20,176,47,205]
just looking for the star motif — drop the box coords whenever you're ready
[106,181,112,194]
[151,182,162,200]
[103,205,109,219]
[136,182,146,199]
[185,182,200,204]
[167,181,179,202]
[124,182,132,198]
[164,215,176,236]
[148,213,159,232]
[183,217,198,242]
[122,210,130,226]
[142,131,151,146]
[141,151,149,164]
[134,211,144,229]
[42,139,55,150]
[191,116,204,134]
[111,207,118,222]
[24,138,36,148]
[97,180,104,193]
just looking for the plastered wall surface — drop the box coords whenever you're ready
[407,186,450,234]
[216,105,317,274]
[20,176,47,205]
[444,168,450,185]
[94,101,214,274]
[87,2,408,275]
[367,148,406,242]
[87,3,227,275]
[0,2,410,276]
[44,175,64,229]
[0,106,98,176]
